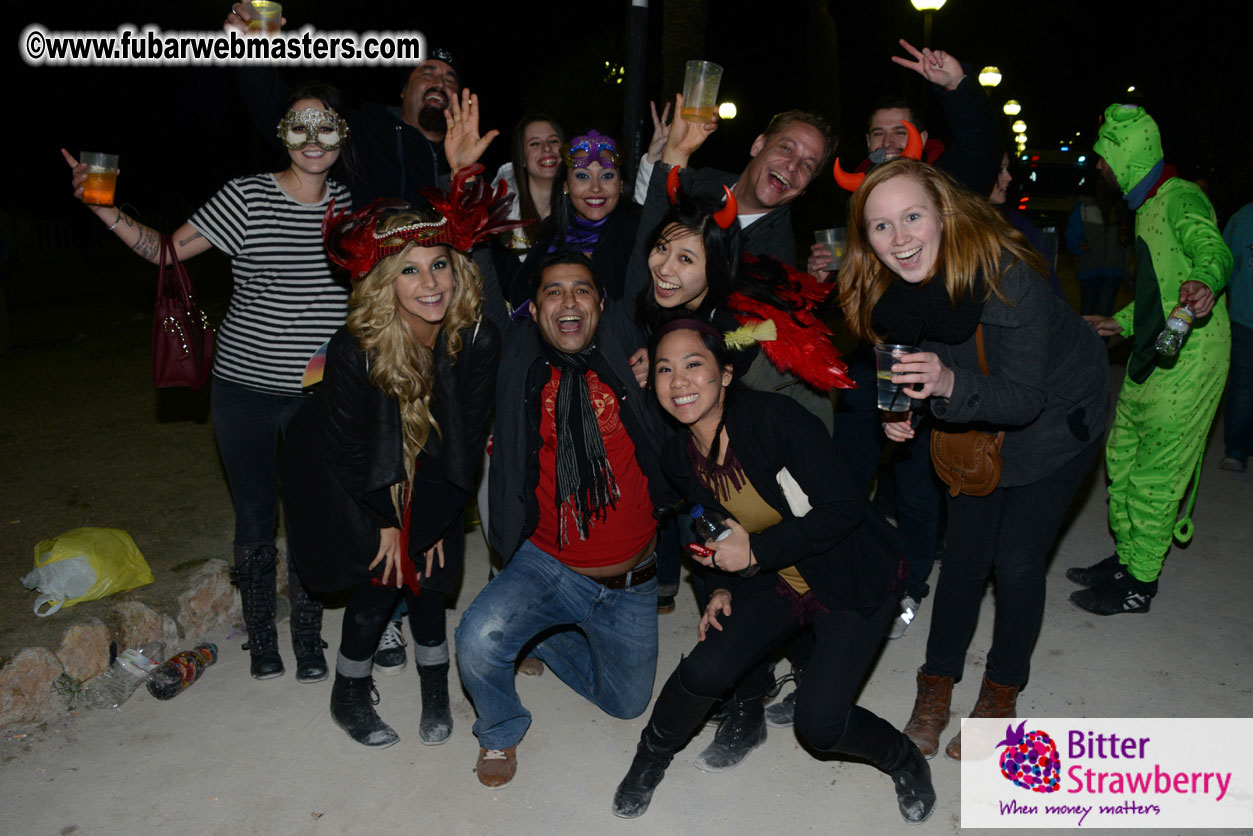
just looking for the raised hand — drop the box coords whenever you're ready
[645,99,672,162]
[224,1,286,33]
[891,38,966,91]
[443,88,500,174]
[661,93,718,168]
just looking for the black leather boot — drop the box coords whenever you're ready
[693,692,767,772]
[231,544,283,680]
[613,669,718,818]
[837,705,937,825]
[416,661,452,745]
[287,561,327,683]
[888,735,938,824]
[330,672,399,749]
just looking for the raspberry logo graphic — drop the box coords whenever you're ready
[996,720,1061,793]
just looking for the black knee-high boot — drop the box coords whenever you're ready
[231,544,283,680]
[830,705,937,825]
[287,560,327,683]
[612,668,718,819]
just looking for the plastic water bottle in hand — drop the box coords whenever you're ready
[1155,305,1194,357]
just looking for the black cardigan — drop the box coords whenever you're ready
[663,389,901,612]
[282,322,499,594]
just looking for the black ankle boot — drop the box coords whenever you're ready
[287,562,327,683]
[231,544,284,680]
[889,737,938,824]
[612,669,718,818]
[694,693,767,772]
[1065,553,1122,587]
[416,661,452,745]
[330,672,399,749]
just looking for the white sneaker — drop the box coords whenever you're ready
[373,621,408,675]
[888,596,920,640]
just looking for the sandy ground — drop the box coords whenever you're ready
[2,391,1251,835]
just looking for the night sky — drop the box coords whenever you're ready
[10,0,1250,226]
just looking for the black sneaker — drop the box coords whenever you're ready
[1070,571,1157,616]
[1065,554,1122,587]
[373,621,407,675]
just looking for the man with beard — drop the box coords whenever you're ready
[226,4,468,207]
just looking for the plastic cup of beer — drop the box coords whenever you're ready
[814,228,847,271]
[248,0,282,33]
[80,152,119,207]
[874,344,919,416]
[681,61,723,124]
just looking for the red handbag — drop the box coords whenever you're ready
[153,235,214,390]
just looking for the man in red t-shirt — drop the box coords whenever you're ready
[456,252,671,789]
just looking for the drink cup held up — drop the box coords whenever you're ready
[248,0,282,33]
[814,228,847,271]
[80,152,119,206]
[680,61,723,124]
[873,344,920,414]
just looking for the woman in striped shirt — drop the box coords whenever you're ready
[64,82,356,685]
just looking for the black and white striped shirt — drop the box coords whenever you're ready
[190,174,352,394]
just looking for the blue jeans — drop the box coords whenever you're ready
[454,539,658,749]
[1225,322,1253,462]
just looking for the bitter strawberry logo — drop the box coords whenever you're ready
[997,720,1061,793]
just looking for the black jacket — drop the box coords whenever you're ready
[475,248,673,561]
[282,323,499,593]
[506,206,640,310]
[663,389,901,612]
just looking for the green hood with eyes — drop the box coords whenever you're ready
[1093,104,1162,195]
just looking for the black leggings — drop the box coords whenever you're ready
[339,582,446,663]
[923,439,1101,687]
[678,581,901,762]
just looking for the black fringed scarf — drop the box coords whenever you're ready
[539,340,622,547]
[870,270,987,346]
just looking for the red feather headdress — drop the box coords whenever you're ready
[725,256,854,391]
[322,164,527,280]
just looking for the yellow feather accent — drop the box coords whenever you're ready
[723,319,777,349]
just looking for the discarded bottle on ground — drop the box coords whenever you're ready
[1155,305,1194,356]
[690,504,732,543]
[146,643,218,701]
[84,640,166,709]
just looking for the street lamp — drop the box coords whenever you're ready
[718,102,737,120]
[1011,120,1027,134]
[910,0,947,47]
[1016,134,1028,145]
[978,66,1002,87]
[1003,99,1022,116]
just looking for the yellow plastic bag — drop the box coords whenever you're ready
[21,528,154,616]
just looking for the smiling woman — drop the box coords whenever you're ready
[61,80,357,686]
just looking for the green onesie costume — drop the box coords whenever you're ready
[1093,104,1232,586]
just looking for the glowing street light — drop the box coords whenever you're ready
[1011,120,1027,134]
[978,66,1002,87]
[1126,85,1136,92]
[718,102,737,120]
[910,0,946,47]
[1003,99,1022,116]
[1016,134,1028,145]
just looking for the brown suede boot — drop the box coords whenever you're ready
[902,669,953,759]
[945,676,1019,760]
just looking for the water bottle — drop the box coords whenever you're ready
[690,504,732,542]
[84,640,166,709]
[146,644,218,701]
[1154,305,1194,357]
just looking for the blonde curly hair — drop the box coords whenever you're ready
[346,213,484,492]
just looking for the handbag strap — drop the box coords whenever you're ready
[975,324,989,376]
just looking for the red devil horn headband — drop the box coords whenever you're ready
[665,167,737,229]
[832,120,924,192]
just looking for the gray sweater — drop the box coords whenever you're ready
[927,259,1110,486]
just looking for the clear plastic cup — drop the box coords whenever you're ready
[814,228,847,271]
[874,343,920,415]
[680,61,723,124]
[80,152,119,206]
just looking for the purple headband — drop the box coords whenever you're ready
[655,317,726,346]
[561,130,621,170]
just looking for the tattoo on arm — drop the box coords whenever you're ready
[177,231,203,247]
[132,226,160,261]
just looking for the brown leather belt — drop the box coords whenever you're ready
[588,553,657,590]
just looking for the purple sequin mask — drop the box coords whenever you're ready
[560,130,621,170]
